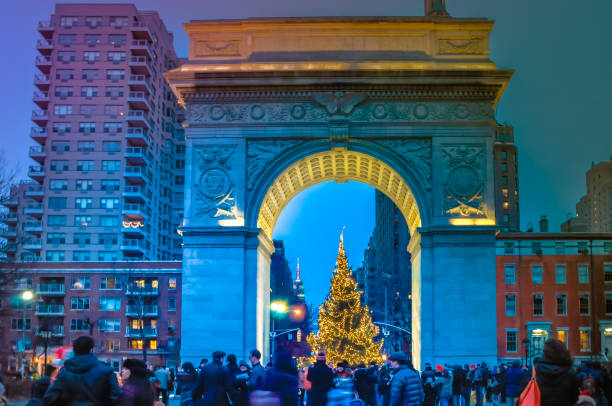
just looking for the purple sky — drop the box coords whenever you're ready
[1,0,610,307]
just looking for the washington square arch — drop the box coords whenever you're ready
[166,2,514,369]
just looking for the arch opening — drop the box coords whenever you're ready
[256,149,422,239]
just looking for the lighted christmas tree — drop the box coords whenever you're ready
[307,231,383,365]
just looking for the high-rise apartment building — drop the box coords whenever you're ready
[494,125,520,231]
[573,158,612,233]
[356,191,411,352]
[1,3,185,262]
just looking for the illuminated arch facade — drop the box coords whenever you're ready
[167,15,513,368]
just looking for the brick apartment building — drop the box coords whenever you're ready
[497,232,612,365]
[1,3,185,263]
[0,261,181,373]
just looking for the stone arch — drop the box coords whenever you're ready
[253,148,423,239]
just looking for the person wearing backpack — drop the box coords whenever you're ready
[534,339,580,406]
[473,362,489,406]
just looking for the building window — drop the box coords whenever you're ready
[555,265,566,284]
[100,277,122,290]
[77,161,94,171]
[59,16,79,27]
[577,241,588,254]
[531,242,542,255]
[46,251,65,261]
[578,265,589,284]
[531,265,543,284]
[105,340,120,352]
[104,122,122,133]
[70,319,90,332]
[169,278,177,290]
[46,233,66,244]
[99,234,118,246]
[101,180,120,192]
[73,233,91,245]
[558,328,568,347]
[75,198,93,209]
[555,242,565,255]
[99,319,121,333]
[76,180,93,191]
[79,122,96,133]
[54,105,72,115]
[58,34,77,45]
[100,216,119,227]
[100,198,119,209]
[47,215,67,226]
[102,160,121,171]
[57,51,76,63]
[49,180,68,190]
[77,141,95,153]
[104,105,123,116]
[501,151,507,160]
[73,251,91,261]
[110,16,129,27]
[108,34,127,46]
[606,293,612,315]
[605,264,612,283]
[506,329,517,353]
[80,105,97,116]
[85,16,102,27]
[580,328,591,352]
[533,294,543,316]
[103,141,121,153]
[504,264,516,284]
[11,319,31,331]
[175,175,185,186]
[52,122,71,134]
[70,297,90,311]
[505,295,516,317]
[74,215,92,227]
[168,296,176,312]
[71,277,91,290]
[100,297,121,311]
[107,52,126,62]
[48,197,67,210]
[98,251,119,261]
[579,294,590,315]
[81,86,98,97]
[128,339,144,350]
[84,34,101,46]
[55,86,73,97]
[82,69,99,81]
[50,160,69,171]
[556,293,567,316]
[83,52,100,63]
[106,70,125,81]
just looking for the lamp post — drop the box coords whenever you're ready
[382,271,392,354]
[21,290,34,376]
[270,300,288,359]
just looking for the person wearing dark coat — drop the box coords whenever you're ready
[43,336,121,406]
[535,339,580,406]
[248,349,266,391]
[193,350,234,406]
[503,361,526,405]
[354,363,378,406]
[306,350,334,406]
[388,352,424,406]
[119,359,156,406]
[176,362,199,406]
[261,348,299,406]
[378,363,395,406]
[451,365,466,406]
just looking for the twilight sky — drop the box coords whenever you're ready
[1,0,610,308]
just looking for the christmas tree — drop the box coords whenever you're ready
[307,232,383,365]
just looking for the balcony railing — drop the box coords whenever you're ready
[37,325,64,337]
[33,91,49,99]
[126,305,158,316]
[36,283,66,295]
[35,56,52,65]
[29,145,44,153]
[38,21,54,30]
[36,304,65,316]
[125,166,145,175]
[31,110,48,118]
[125,285,158,295]
[23,238,42,250]
[126,326,157,337]
[24,221,43,231]
[36,39,53,49]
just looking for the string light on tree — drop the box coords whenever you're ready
[307,230,383,365]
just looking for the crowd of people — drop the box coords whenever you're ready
[16,336,612,406]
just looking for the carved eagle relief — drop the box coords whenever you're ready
[312,92,366,116]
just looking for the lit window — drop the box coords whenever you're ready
[105,339,120,351]
[169,278,176,290]
[558,329,568,347]
[71,277,90,290]
[149,340,157,350]
[580,328,591,352]
[152,280,159,288]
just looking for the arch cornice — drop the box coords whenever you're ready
[246,137,432,237]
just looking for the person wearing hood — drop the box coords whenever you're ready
[306,350,334,406]
[43,336,121,406]
[120,359,156,406]
[261,348,299,406]
[388,352,424,406]
[176,362,199,406]
[436,369,453,406]
[503,361,525,405]
[535,338,580,406]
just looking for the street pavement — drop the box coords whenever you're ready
[10,395,182,405]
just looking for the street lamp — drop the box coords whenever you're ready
[21,290,34,376]
[270,300,288,358]
[382,271,391,354]
[522,337,530,367]
[37,327,53,376]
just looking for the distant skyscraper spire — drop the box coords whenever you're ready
[425,0,449,17]
[296,257,301,282]
[293,257,305,299]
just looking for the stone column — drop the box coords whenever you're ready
[180,227,273,364]
[411,226,498,368]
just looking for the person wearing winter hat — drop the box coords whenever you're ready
[535,339,580,406]
[388,352,424,406]
[176,362,199,406]
[307,350,334,406]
